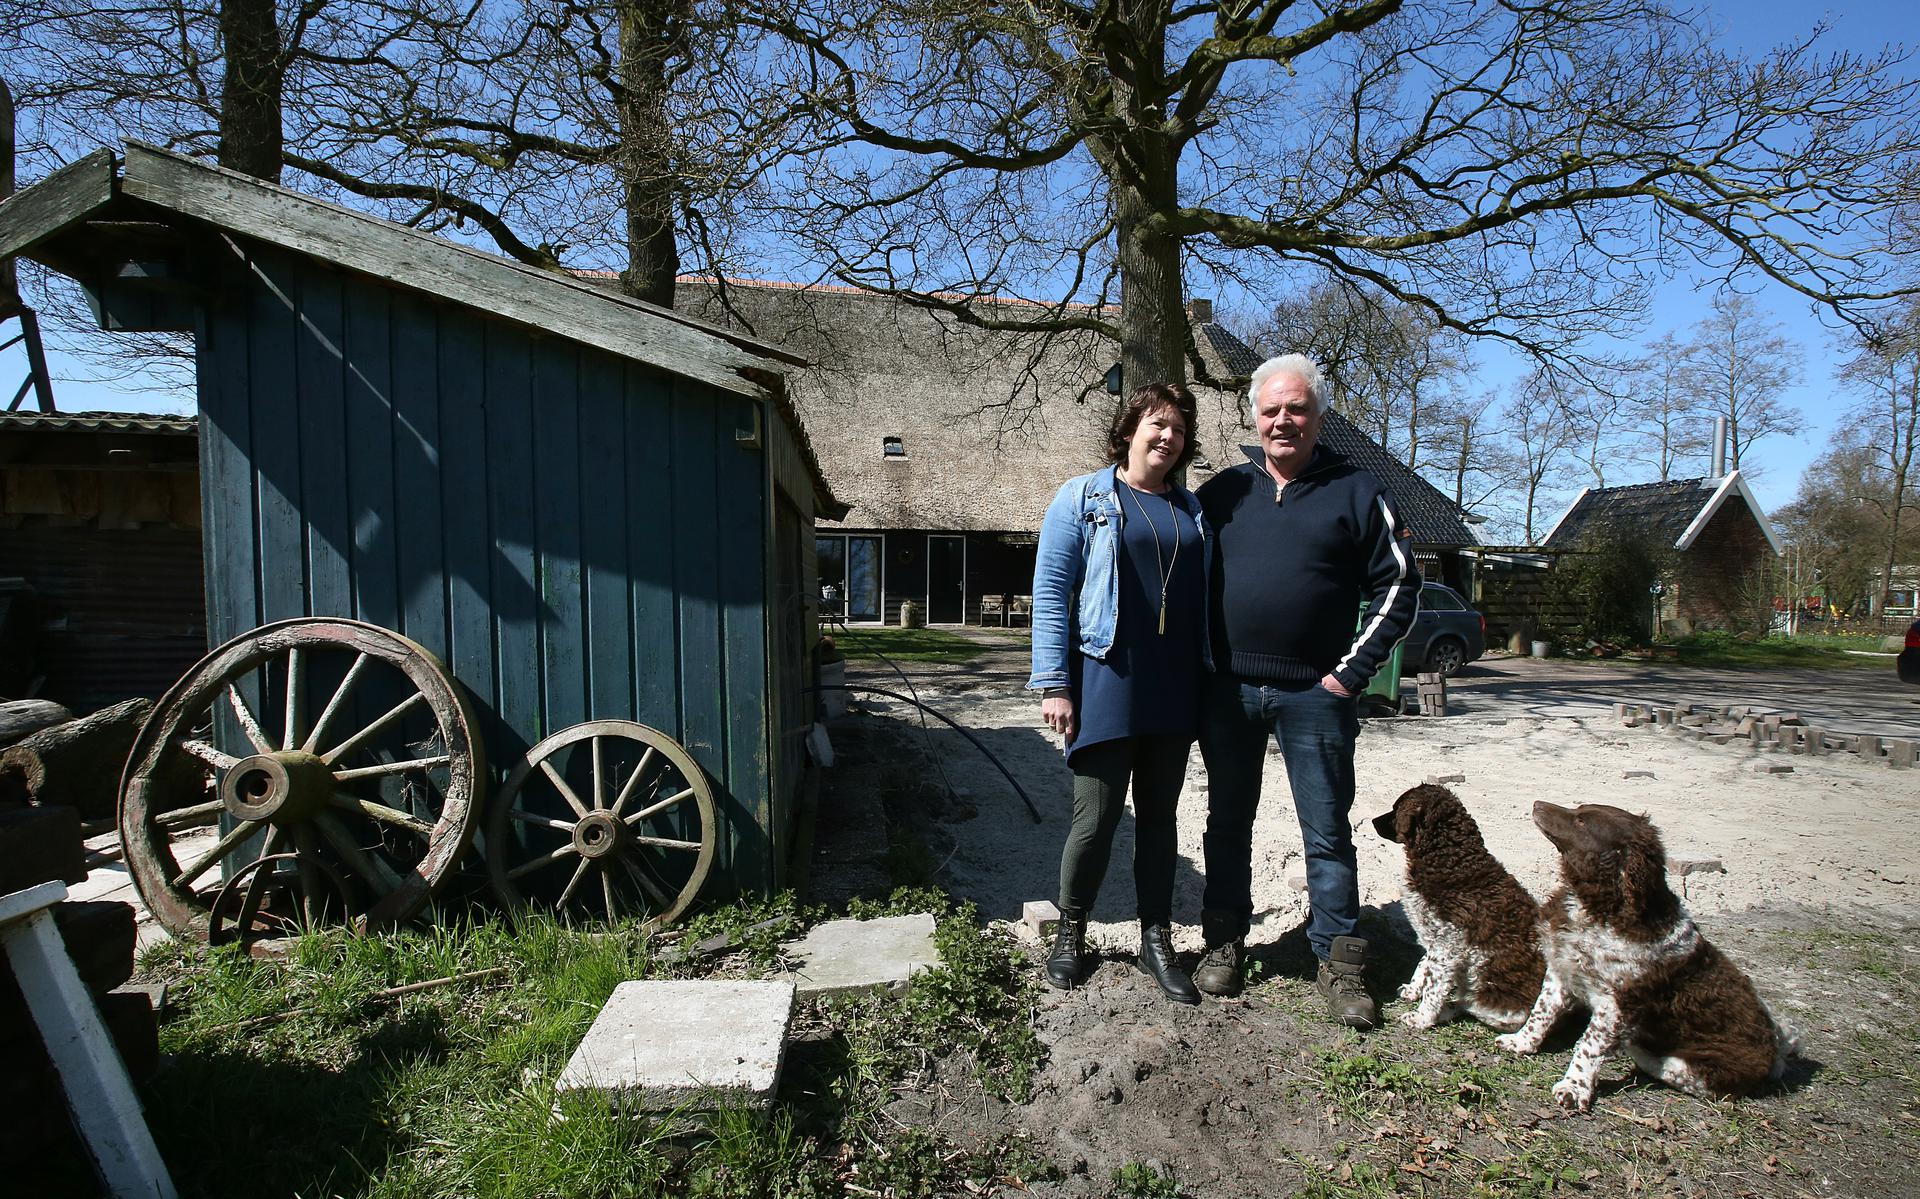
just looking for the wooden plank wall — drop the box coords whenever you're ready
[194,245,779,894]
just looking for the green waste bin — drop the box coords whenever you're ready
[1356,602,1405,716]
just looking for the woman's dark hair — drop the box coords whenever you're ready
[1107,381,1201,471]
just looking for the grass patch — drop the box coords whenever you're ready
[829,626,988,665]
[1670,630,1889,669]
[81,887,1046,1199]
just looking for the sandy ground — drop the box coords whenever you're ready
[845,652,1920,953]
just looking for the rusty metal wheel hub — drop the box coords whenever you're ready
[219,751,333,825]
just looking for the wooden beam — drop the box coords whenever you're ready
[118,142,788,400]
[0,149,118,263]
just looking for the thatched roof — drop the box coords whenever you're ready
[1542,473,1783,555]
[670,279,1477,548]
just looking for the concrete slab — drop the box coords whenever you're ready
[555,980,794,1110]
[782,913,939,998]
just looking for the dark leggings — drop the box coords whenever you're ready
[1057,734,1191,927]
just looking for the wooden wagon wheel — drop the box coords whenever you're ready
[486,720,717,929]
[119,618,486,942]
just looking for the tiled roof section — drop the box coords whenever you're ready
[1189,320,1475,549]
[0,410,197,434]
[1196,322,1261,378]
[1543,478,1716,548]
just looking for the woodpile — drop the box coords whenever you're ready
[0,707,159,1164]
[0,698,150,820]
[1617,701,1918,769]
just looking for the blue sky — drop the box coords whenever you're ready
[6,0,1911,520]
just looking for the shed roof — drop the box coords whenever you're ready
[1542,473,1783,556]
[0,143,840,514]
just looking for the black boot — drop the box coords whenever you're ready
[1046,908,1087,990]
[1192,907,1245,997]
[1138,923,1199,1005]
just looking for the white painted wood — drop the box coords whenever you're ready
[1,881,178,1199]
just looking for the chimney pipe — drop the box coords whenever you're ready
[1711,416,1727,478]
[1186,298,1213,324]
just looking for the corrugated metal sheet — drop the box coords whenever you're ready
[0,410,197,435]
[0,524,205,709]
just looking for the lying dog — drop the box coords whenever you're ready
[1372,783,1544,1031]
[1496,801,1793,1110]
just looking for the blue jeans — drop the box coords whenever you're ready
[1198,673,1360,960]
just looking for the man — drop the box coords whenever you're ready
[1192,353,1419,1026]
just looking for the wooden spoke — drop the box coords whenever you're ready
[332,754,451,782]
[329,793,434,838]
[283,646,304,751]
[321,691,428,765]
[178,740,238,770]
[555,858,591,910]
[301,651,370,753]
[487,720,715,930]
[618,849,674,909]
[630,833,703,852]
[506,841,577,881]
[314,811,403,895]
[153,798,228,827]
[509,808,576,833]
[538,758,591,818]
[592,736,607,811]
[233,827,287,939]
[624,787,696,825]
[227,685,274,754]
[170,821,257,889]
[608,747,658,817]
[120,617,484,943]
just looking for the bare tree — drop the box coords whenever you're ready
[754,0,1920,393]
[1678,292,1798,472]
[1421,388,1512,522]
[1837,296,1920,616]
[1506,372,1581,543]
[1625,331,1710,480]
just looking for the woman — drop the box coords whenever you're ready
[1027,382,1212,1003]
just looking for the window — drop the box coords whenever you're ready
[1421,584,1464,611]
[882,436,906,459]
[1890,589,1917,611]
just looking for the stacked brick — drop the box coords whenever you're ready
[1617,702,1919,769]
[0,716,159,1162]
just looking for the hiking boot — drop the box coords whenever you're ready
[1192,909,1244,996]
[1137,923,1200,1005]
[1045,908,1087,990]
[1316,935,1377,1028]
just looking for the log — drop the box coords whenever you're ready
[0,699,152,820]
[0,700,72,751]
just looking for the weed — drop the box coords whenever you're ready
[1474,1135,1594,1198]
[1292,1160,1399,1198]
[1315,1046,1436,1117]
[1111,1159,1183,1197]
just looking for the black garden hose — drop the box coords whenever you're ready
[804,683,1044,824]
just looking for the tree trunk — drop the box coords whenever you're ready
[618,0,684,308]
[1114,176,1186,392]
[218,0,285,181]
[0,698,151,820]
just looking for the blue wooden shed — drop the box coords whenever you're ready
[0,143,843,918]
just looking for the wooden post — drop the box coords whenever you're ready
[0,882,177,1198]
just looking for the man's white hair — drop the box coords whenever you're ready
[1247,354,1330,418]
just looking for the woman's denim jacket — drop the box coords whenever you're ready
[1026,463,1214,690]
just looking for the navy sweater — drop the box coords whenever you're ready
[1197,445,1420,691]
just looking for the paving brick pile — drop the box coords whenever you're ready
[1616,701,1917,769]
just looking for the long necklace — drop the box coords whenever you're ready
[1121,475,1181,636]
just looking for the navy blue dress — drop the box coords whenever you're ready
[1067,483,1207,766]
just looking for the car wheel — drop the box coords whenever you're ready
[1427,637,1466,677]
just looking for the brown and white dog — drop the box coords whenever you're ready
[1496,801,1794,1110]
[1372,784,1545,1031]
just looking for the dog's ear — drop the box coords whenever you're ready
[1617,822,1666,913]
[1371,809,1400,842]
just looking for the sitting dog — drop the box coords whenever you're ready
[1496,801,1793,1110]
[1372,783,1544,1031]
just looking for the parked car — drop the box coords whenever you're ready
[1900,619,1920,685]
[1402,582,1486,677]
